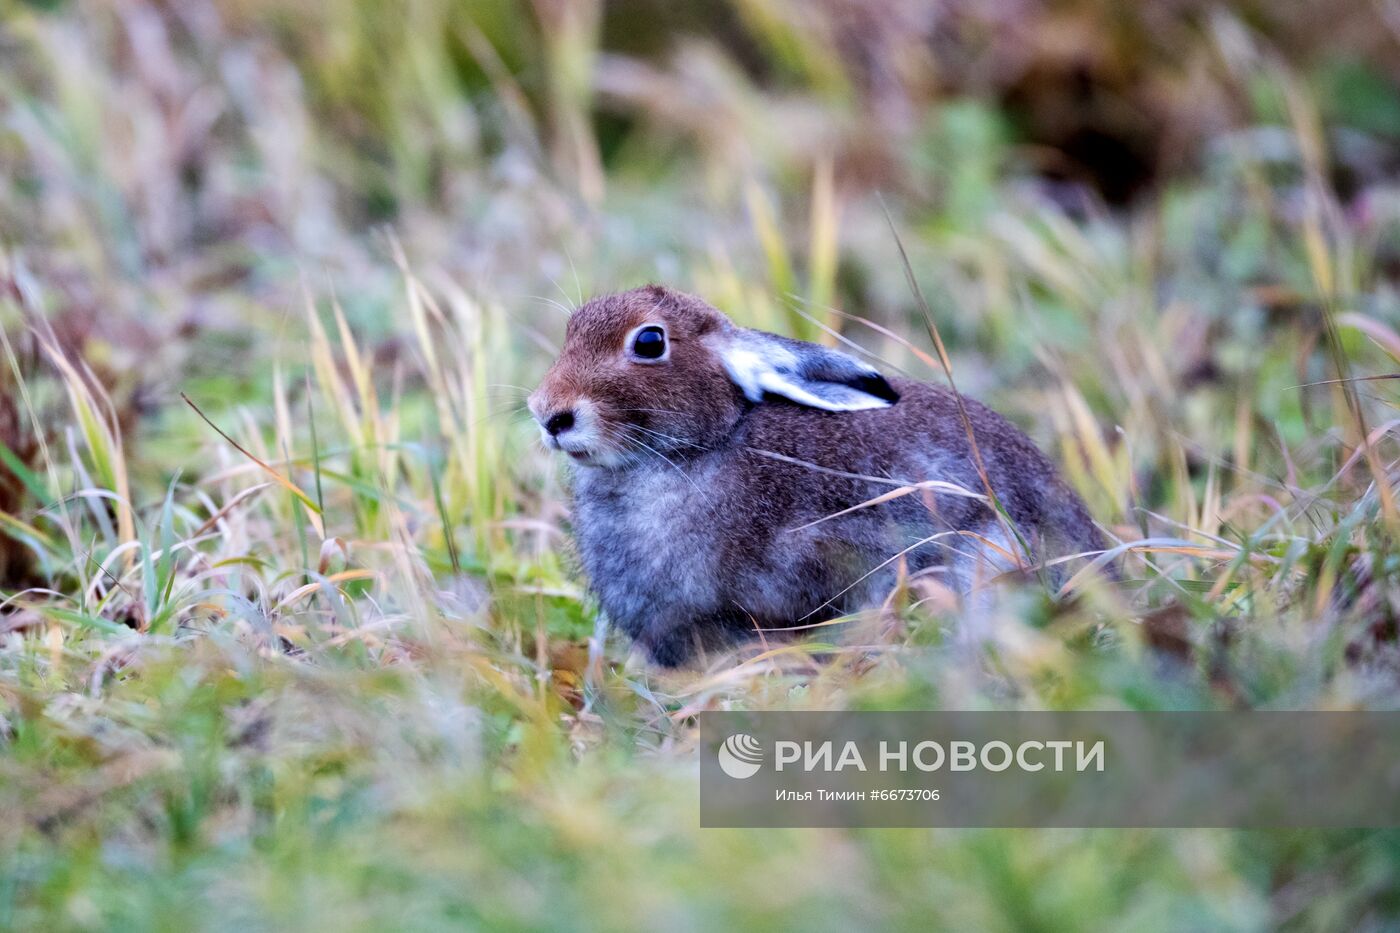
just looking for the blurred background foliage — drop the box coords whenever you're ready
[5,0,1400,929]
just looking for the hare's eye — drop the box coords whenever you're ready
[632,325,666,360]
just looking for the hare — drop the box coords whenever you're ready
[528,285,1105,666]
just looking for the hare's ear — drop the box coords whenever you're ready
[715,329,898,412]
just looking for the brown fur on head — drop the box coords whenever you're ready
[528,285,898,468]
[528,286,742,468]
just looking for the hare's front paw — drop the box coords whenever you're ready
[640,629,697,668]
[635,609,759,668]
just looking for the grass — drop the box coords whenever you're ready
[4,1,1400,929]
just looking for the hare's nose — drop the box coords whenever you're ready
[543,409,575,437]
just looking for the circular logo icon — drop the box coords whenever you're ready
[718,733,763,779]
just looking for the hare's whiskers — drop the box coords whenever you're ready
[612,407,688,416]
[628,424,705,450]
[609,425,705,495]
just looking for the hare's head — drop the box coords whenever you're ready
[528,285,897,468]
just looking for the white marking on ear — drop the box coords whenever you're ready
[714,329,896,412]
[722,346,784,403]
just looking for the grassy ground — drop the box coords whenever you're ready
[4,1,1400,929]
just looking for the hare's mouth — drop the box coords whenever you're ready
[560,444,625,468]
[549,438,603,465]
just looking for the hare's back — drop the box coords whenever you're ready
[736,377,1100,555]
[737,377,1035,484]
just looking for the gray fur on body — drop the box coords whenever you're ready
[570,378,1102,666]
